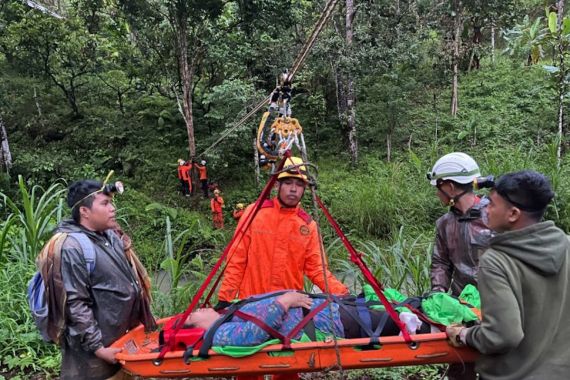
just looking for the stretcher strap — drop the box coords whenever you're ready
[332,295,384,345]
[315,196,413,343]
[283,300,329,349]
[234,310,286,341]
[198,291,291,358]
[158,154,291,360]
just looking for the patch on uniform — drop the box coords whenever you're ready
[300,225,310,236]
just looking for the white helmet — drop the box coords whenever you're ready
[427,152,480,186]
[201,160,206,165]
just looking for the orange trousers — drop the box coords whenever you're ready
[212,212,224,229]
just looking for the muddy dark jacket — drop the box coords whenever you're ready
[466,221,570,379]
[431,198,493,296]
[57,220,144,380]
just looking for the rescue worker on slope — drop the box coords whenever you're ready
[196,160,209,198]
[232,203,245,221]
[211,189,225,229]
[427,152,493,380]
[176,159,191,196]
[217,156,349,304]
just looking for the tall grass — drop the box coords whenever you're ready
[0,176,65,377]
[150,210,226,317]
[0,175,66,263]
[328,227,432,297]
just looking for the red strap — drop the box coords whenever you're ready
[283,300,328,348]
[315,196,413,343]
[158,152,292,360]
[234,310,286,341]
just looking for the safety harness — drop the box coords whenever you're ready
[173,291,434,364]
[156,151,435,364]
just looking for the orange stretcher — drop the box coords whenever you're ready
[112,318,478,378]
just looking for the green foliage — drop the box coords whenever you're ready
[0,260,60,377]
[0,176,65,263]
[3,0,570,378]
[0,176,65,377]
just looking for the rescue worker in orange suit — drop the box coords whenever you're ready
[218,157,348,380]
[177,159,191,196]
[211,189,225,229]
[185,160,194,196]
[197,160,209,198]
[217,156,348,303]
[232,203,245,222]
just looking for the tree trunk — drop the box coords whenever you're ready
[491,21,496,65]
[386,131,392,162]
[557,0,566,168]
[450,0,461,117]
[345,0,358,166]
[33,87,43,118]
[0,115,12,173]
[176,14,196,157]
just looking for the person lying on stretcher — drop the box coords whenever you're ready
[184,291,432,347]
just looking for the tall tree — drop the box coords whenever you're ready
[450,0,462,117]
[340,0,357,166]
[555,0,566,167]
[0,115,12,174]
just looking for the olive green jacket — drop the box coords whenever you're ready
[465,221,570,380]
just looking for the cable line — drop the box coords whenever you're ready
[198,0,340,157]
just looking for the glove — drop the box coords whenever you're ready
[213,301,233,311]
[446,324,466,348]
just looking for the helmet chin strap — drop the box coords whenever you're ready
[437,183,469,207]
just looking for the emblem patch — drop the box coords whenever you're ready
[300,225,310,236]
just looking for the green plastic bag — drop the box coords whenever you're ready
[459,284,481,309]
[421,292,479,325]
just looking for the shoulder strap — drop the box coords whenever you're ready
[69,232,96,274]
[261,199,274,208]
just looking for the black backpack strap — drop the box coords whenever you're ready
[331,295,374,337]
[356,296,373,338]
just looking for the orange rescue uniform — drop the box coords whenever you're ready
[232,209,244,221]
[197,165,208,180]
[211,195,224,229]
[218,198,348,302]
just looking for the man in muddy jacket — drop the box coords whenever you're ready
[447,170,570,379]
[428,152,493,296]
[57,179,150,380]
[218,156,348,303]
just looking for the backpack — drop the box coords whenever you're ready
[27,232,95,343]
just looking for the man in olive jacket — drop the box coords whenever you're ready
[447,170,570,380]
[58,180,150,380]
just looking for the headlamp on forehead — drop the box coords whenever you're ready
[71,171,125,210]
[473,175,495,190]
[102,181,124,196]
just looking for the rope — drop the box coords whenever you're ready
[156,155,289,362]
[199,96,272,157]
[288,0,341,82]
[315,195,414,344]
[285,151,345,374]
[198,0,340,158]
